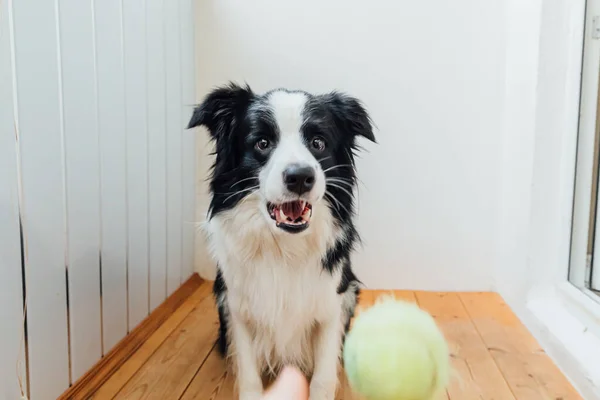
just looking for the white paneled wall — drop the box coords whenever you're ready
[0,2,25,399]
[0,0,196,399]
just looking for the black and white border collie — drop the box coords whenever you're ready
[188,83,375,400]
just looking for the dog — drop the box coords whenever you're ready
[188,83,375,400]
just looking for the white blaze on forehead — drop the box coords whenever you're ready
[260,90,326,204]
[267,91,314,166]
[267,91,308,137]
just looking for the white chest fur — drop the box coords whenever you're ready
[205,194,343,371]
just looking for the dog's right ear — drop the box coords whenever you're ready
[187,82,254,142]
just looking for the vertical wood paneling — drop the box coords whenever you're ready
[123,0,150,330]
[180,0,196,281]
[0,2,26,398]
[165,0,184,294]
[11,0,71,397]
[147,0,168,311]
[3,0,196,395]
[57,0,102,380]
[94,0,129,353]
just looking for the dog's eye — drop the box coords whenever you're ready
[255,138,270,152]
[311,137,326,152]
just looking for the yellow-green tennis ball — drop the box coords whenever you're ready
[343,297,450,400]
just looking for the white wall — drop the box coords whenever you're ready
[0,0,196,399]
[193,0,506,290]
[497,0,584,304]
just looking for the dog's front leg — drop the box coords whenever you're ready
[230,314,263,400]
[310,314,343,400]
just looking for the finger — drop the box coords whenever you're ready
[263,366,309,400]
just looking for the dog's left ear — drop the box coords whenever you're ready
[325,92,376,143]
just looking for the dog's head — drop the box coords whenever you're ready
[188,83,375,234]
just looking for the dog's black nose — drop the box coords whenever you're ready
[283,164,315,195]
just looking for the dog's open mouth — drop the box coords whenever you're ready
[267,201,313,233]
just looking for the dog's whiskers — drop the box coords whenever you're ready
[221,185,260,203]
[326,182,355,199]
[215,185,260,195]
[230,176,259,189]
[326,177,355,188]
[326,175,354,182]
[325,191,352,218]
[322,164,353,174]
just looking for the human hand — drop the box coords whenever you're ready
[261,366,309,400]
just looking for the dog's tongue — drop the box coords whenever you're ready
[282,201,303,220]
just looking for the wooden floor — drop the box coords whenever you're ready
[91,281,582,399]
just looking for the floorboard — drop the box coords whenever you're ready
[415,292,516,400]
[180,348,230,400]
[93,285,581,400]
[459,292,581,399]
[113,287,218,399]
[93,283,212,399]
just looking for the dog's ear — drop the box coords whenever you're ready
[187,82,254,142]
[325,92,376,144]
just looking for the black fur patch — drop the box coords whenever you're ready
[338,260,361,339]
[323,225,359,274]
[337,258,360,295]
[213,268,229,355]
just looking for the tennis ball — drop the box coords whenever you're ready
[343,297,450,400]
